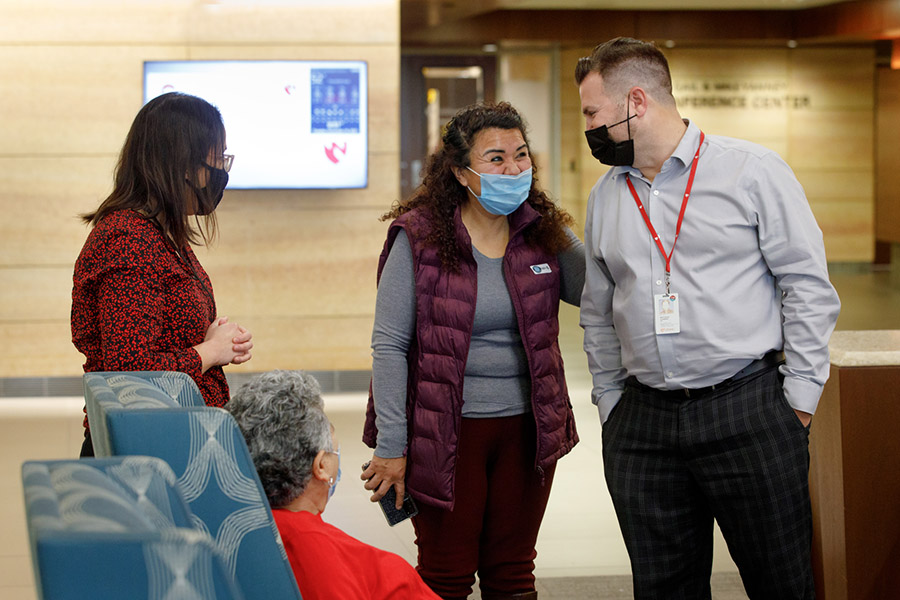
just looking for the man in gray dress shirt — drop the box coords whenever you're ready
[577,37,840,599]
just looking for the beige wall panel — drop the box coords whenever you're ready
[0,316,374,377]
[0,313,378,378]
[560,41,588,223]
[787,111,873,170]
[0,44,398,156]
[559,176,581,206]
[796,169,874,202]
[183,43,396,61]
[505,54,551,81]
[669,49,789,78]
[0,151,397,270]
[561,111,584,152]
[786,75,874,110]
[0,1,192,44]
[206,258,377,321]
[199,206,387,317]
[0,157,116,267]
[223,316,376,373]
[0,322,83,377]
[0,268,72,322]
[0,316,377,377]
[790,48,875,77]
[188,2,397,46]
[187,44,400,155]
[579,153,610,192]
[0,46,188,156]
[1,0,401,380]
[0,0,397,46]
[809,199,874,262]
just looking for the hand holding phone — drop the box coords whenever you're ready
[361,461,418,526]
[360,456,407,507]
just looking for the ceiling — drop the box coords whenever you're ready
[400,0,896,48]
[411,0,849,9]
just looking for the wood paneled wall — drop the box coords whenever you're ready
[876,67,900,246]
[560,46,875,263]
[0,0,400,378]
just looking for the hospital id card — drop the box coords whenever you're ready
[654,293,680,335]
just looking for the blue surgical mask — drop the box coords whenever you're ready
[466,167,532,216]
[328,447,341,500]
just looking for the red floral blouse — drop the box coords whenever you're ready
[71,209,229,427]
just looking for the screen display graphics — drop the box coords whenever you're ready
[144,60,368,189]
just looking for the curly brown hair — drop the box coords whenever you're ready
[383,101,574,271]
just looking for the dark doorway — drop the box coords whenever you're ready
[400,55,497,199]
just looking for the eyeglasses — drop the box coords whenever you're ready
[206,154,234,173]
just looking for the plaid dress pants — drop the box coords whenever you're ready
[602,366,815,600]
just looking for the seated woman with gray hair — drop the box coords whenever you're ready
[226,370,438,600]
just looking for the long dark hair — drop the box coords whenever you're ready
[82,92,226,249]
[383,101,574,271]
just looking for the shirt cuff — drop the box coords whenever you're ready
[782,374,824,415]
[597,388,624,424]
[185,347,204,380]
[374,426,407,459]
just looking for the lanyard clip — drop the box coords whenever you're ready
[665,270,671,295]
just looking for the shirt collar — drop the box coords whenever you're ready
[669,119,703,168]
[609,119,703,182]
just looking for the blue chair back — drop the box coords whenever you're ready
[83,371,205,457]
[22,456,243,600]
[100,403,301,599]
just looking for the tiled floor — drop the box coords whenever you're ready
[3,262,899,599]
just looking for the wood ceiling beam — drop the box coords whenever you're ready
[402,9,794,47]
[401,1,900,47]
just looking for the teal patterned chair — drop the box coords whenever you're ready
[22,456,243,600]
[83,371,205,457]
[82,372,302,600]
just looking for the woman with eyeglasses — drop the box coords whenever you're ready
[71,91,253,457]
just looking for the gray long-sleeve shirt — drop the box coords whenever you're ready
[371,228,585,458]
[580,120,841,424]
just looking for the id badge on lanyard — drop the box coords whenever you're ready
[627,132,704,337]
[654,293,680,334]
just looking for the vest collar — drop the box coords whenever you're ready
[508,201,541,239]
[452,201,541,251]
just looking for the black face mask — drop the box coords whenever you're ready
[584,103,636,166]
[193,164,229,215]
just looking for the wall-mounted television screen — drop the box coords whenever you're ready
[143,60,368,189]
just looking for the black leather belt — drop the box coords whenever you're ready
[625,350,785,399]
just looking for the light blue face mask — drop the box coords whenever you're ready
[328,447,341,500]
[466,167,533,216]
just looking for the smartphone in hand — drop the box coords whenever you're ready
[362,462,419,526]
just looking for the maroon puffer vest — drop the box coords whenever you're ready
[363,203,578,510]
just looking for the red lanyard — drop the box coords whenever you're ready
[625,132,704,293]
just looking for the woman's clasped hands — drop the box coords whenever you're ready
[195,316,253,373]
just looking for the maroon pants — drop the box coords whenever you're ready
[412,414,556,600]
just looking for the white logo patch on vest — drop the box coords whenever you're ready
[530,263,552,275]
